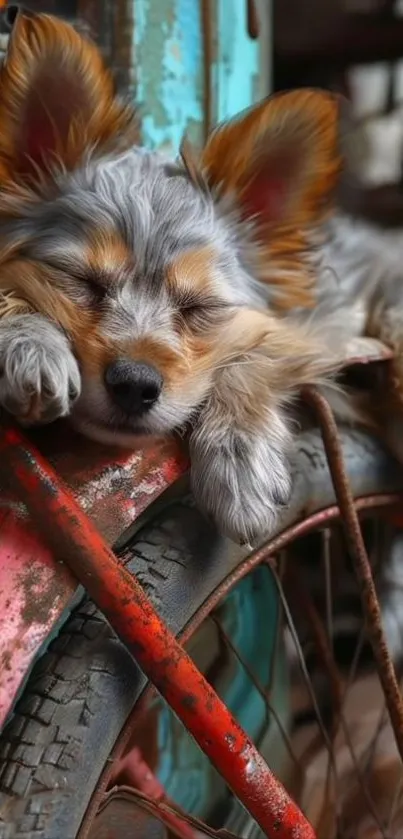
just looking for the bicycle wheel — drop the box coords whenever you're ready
[0,426,402,839]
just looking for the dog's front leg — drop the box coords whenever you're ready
[190,380,293,545]
[189,309,336,544]
[0,313,81,424]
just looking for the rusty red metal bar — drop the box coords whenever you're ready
[303,385,403,766]
[0,421,316,839]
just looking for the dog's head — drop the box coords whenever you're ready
[0,9,342,444]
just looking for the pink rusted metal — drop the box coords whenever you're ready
[0,421,316,839]
[0,342,392,729]
[0,420,187,727]
[0,507,76,724]
[25,422,188,544]
[304,385,403,765]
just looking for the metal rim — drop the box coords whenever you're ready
[77,493,403,838]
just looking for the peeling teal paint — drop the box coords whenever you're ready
[214,0,261,122]
[133,0,267,153]
[134,0,204,154]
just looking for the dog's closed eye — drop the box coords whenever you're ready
[83,274,109,303]
[174,290,230,332]
[36,259,109,306]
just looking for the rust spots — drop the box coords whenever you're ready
[1,650,12,672]
[17,563,62,626]
[181,693,198,710]
[225,732,237,749]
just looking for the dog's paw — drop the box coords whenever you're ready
[0,315,81,424]
[190,415,292,545]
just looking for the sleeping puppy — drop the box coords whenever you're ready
[0,10,394,544]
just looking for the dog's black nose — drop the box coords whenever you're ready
[105,359,163,414]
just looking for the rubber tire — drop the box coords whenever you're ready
[1,428,403,839]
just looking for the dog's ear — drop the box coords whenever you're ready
[201,90,343,308]
[202,89,342,230]
[0,8,137,185]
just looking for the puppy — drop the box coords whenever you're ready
[0,9,385,544]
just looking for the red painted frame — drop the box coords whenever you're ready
[0,421,188,727]
[0,420,315,839]
[0,339,400,838]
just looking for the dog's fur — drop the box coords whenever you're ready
[0,10,401,546]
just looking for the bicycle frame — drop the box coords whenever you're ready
[1,338,402,839]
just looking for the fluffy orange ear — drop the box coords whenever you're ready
[201,90,343,309]
[0,8,137,186]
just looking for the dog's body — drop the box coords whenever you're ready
[0,10,402,550]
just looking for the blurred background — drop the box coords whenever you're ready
[11,0,403,228]
[7,0,403,224]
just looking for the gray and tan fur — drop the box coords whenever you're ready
[0,9,402,558]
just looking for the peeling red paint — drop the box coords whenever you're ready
[0,507,76,722]
[0,421,188,727]
[0,422,315,839]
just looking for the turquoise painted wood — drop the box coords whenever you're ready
[133,0,204,154]
[133,0,271,153]
[214,0,261,123]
